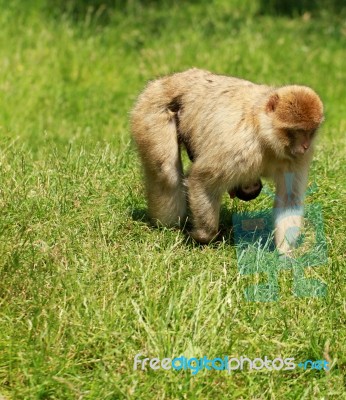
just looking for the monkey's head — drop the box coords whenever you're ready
[264,86,324,159]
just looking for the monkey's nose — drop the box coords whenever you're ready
[301,142,310,153]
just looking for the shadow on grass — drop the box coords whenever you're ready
[46,0,205,22]
[258,0,345,16]
[131,207,150,224]
[54,0,345,18]
[130,203,235,247]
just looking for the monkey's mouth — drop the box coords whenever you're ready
[290,149,308,158]
[285,147,300,160]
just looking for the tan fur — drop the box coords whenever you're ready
[131,68,324,254]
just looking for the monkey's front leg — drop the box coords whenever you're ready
[187,170,223,244]
[274,168,308,257]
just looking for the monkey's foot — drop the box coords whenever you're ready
[190,228,218,244]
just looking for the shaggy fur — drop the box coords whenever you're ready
[131,68,324,254]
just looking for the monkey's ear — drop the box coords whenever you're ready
[266,93,279,113]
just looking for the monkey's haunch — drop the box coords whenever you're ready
[229,180,263,201]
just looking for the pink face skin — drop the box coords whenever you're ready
[288,129,316,156]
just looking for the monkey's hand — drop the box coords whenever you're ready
[274,208,304,257]
[229,180,263,201]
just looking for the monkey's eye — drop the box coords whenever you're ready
[286,128,297,136]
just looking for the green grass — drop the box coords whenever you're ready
[0,0,345,398]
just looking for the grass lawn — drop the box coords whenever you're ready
[0,0,345,398]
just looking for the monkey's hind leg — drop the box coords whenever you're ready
[132,109,187,227]
[145,145,187,228]
[188,167,223,244]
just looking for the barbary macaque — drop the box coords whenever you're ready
[131,68,324,255]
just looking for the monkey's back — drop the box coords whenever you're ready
[164,69,269,180]
[131,68,271,185]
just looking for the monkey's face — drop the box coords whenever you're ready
[265,86,324,160]
[286,128,317,157]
